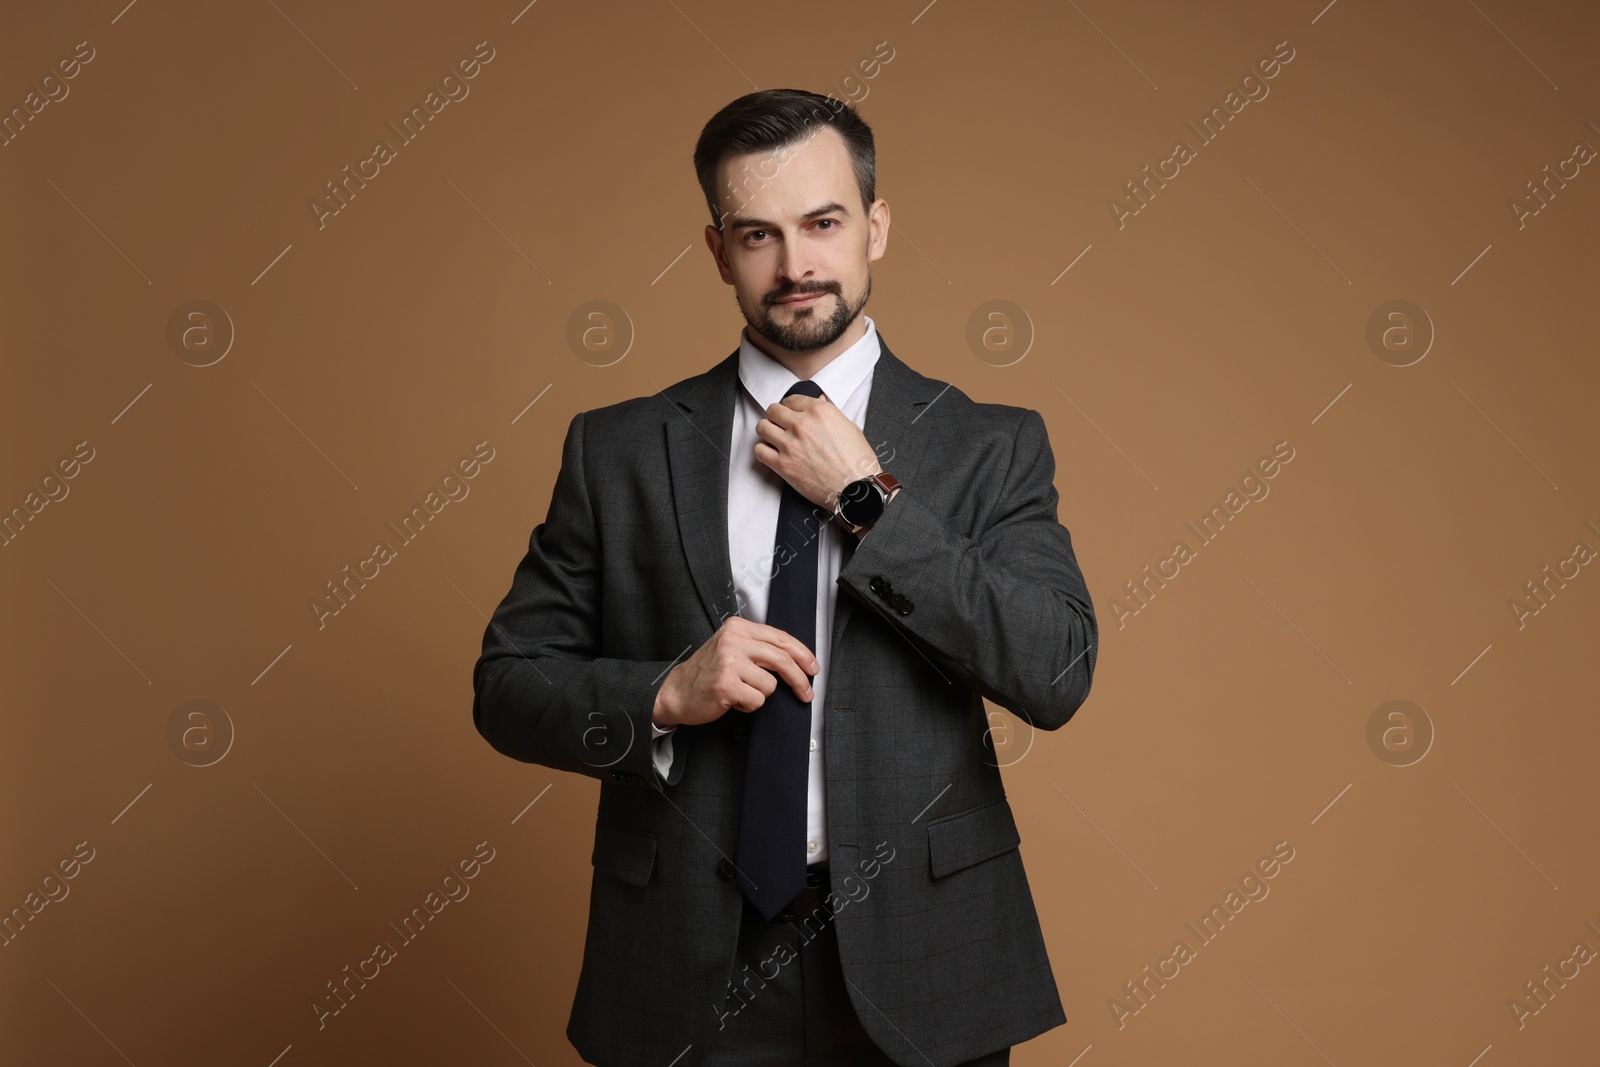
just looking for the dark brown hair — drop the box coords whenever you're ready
[693,88,876,231]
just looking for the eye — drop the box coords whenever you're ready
[746,229,769,244]
[815,219,836,230]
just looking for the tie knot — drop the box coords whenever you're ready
[784,379,823,400]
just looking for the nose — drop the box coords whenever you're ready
[776,238,814,292]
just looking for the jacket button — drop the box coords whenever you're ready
[869,576,890,596]
[716,857,736,879]
[897,600,913,615]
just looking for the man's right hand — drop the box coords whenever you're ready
[652,615,819,728]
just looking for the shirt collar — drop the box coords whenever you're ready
[737,314,880,411]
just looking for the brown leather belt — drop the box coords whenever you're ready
[774,863,830,922]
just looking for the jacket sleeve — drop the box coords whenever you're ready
[835,407,1096,730]
[472,410,689,792]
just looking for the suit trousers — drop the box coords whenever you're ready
[700,863,1012,1067]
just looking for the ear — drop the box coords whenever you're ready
[867,199,890,262]
[705,224,735,285]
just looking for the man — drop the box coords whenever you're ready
[472,88,1097,1066]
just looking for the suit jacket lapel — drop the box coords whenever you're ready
[664,350,741,631]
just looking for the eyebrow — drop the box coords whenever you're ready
[726,201,851,232]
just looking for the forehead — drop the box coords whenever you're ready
[715,125,856,222]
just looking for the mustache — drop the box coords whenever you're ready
[767,283,838,304]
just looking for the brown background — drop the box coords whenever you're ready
[3,0,1598,1063]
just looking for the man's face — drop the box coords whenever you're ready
[705,125,888,354]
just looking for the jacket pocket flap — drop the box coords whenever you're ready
[591,817,656,887]
[926,798,1021,878]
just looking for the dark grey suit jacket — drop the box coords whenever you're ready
[472,337,1098,1066]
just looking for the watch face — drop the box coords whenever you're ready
[838,478,886,527]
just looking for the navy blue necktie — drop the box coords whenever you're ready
[735,378,825,920]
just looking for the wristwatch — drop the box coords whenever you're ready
[832,472,900,535]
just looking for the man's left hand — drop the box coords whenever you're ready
[754,392,882,512]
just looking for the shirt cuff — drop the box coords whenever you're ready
[651,728,675,779]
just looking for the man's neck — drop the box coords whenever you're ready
[743,316,868,381]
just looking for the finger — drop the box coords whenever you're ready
[766,400,805,427]
[737,659,779,698]
[736,633,812,700]
[749,624,821,678]
[745,627,819,684]
[727,680,770,714]
[753,418,782,446]
[752,646,812,703]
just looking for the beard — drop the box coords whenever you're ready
[741,272,871,353]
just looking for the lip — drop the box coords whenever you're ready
[775,292,826,306]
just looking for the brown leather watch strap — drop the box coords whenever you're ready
[868,471,900,496]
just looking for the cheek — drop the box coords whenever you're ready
[837,269,868,300]
[741,283,773,314]
[727,261,769,298]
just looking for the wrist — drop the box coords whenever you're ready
[652,673,677,729]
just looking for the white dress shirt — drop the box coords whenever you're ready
[650,315,882,867]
